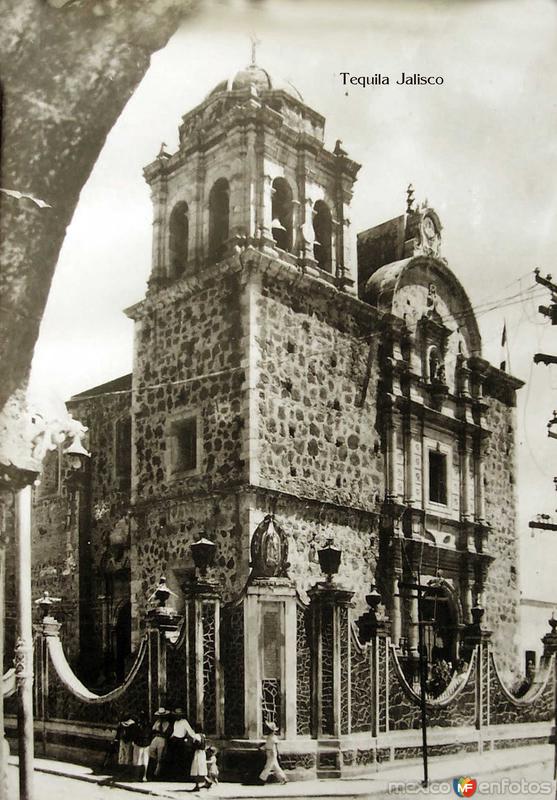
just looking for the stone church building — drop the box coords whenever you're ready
[30,61,522,740]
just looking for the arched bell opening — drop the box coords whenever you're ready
[208,178,230,261]
[312,200,333,273]
[168,201,189,278]
[271,178,293,252]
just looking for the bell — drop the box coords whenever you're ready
[271,218,286,231]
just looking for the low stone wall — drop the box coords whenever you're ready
[6,605,555,780]
[41,633,150,727]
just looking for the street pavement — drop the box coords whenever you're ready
[7,744,556,800]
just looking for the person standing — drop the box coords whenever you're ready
[131,711,152,782]
[115,714,136,778]
[259,722,287,785]
[188,728,210,791]
[167,708,195,779]
[148,708,171,779]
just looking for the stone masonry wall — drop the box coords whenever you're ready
[129,264,254,639]
[31,449,81,664]
[248,491,379,621]
[130,492,248,631]
[255,270,385,511]
[482,390,521,678]
[131,267,245,501]
[31,385,132,669]
[69,387,133,673]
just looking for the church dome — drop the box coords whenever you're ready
[208,63,303,102]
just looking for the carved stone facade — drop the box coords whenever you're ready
[22,61,523,744]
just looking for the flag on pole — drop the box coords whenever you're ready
[500,321,509,372]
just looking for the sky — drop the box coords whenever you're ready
[29,0,557,603]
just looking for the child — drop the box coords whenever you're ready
[188,728,210,791]
[259,721,287,785]
[206,746,219,788]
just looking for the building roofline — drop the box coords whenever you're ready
[67,373,132,404]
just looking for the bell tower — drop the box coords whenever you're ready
[126,62,366,710]
[143,59,361,289]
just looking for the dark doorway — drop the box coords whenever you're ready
[115,600,132,682]
[421,587,457,664]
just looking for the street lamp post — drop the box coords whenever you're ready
[11,415,90,800]
[15,486,34,800]
[399,572,430,788]
[0,491,10,800]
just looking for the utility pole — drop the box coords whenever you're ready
[530,268,557,792]
[16,486,34,800]
[416,570,429,788]
[399,575,429,787]
[529,268,557,532]
[0,494,7,800]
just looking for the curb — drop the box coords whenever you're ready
[9,749,553,799]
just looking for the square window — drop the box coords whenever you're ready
[429,450,448,505]
[171,417,198,474]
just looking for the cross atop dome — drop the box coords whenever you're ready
[249,33,261,67]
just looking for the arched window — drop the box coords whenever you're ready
[168,201,189,278]
[271,178,293,252]
[208,178,230,260]
[313,200,333,273]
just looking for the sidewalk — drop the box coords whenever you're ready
[9,744,555,799]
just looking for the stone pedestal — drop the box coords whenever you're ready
[34,613,62,756]
[146,604,180,718]
[182,579,222,736]
[308,581,354,778]
[244,578,297,740]
[308,581,354,739]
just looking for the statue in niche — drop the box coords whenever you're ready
[426,283,441,319]
[250,515,289,579]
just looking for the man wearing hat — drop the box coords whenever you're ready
[115,714,136,777]
[149,708,171,778]
[258,721,287,785]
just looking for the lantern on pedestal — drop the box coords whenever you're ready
[317,538,342,582]
[191,535,216,579]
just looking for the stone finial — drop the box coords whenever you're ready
[406,183,415,213]
[334,139,348,157]
[35,590,61,620]
[249,33,261,66]
[148,575,176,609]
[147,576,180,633]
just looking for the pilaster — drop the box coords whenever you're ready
[244,578,297,740]
[308,580,354,739]
[182,578,222,736]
